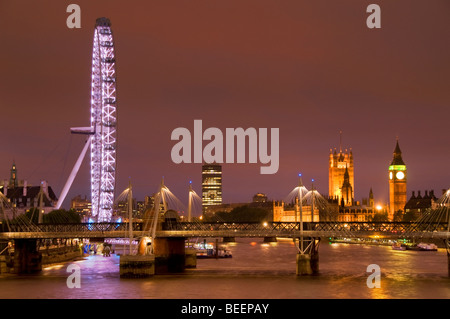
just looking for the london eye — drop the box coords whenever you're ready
[55,17,118,223]
[90,17,117,222]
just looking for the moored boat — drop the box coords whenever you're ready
[392,243,407,251]
[413,243,438,251]
[393,242,439,251]
[194,242,232,258]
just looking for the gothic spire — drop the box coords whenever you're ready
[390,139,405,165]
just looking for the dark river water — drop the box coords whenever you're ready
[0,238,449,299]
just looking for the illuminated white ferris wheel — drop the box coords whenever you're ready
[56,17,117,222]
[90,17,117,222]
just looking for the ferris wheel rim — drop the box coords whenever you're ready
[90,18,117,223]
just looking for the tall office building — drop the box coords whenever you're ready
[202,164,222,214]
[71,195,92,219]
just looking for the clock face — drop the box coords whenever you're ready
[396,171,405,180]
[389,172,393,180]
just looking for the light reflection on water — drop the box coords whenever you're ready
[0,238,449,299]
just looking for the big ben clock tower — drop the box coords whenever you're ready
[388,139,407,220]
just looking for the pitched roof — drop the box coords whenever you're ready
[405,190,437,210]
[1,186,58,207]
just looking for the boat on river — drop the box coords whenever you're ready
[392,242,438,251]
[193,242,232,258]
[392,243,407,251]
[406,243,438,251]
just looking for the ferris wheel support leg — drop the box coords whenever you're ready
[56,136,92,209]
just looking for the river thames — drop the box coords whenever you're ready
[0,238,448,299]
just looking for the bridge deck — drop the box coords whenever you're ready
[0,222,448,240]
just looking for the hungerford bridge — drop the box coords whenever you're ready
[0,170,449,275]
[1,171,449,275]
[1,212,449,276]
[1,171,449,276]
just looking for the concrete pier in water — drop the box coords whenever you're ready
[185,247,197,268]
[119,255,155,278]
[296,252,319,275]
[12,239,42,274]
[446,239,450,277]
[153,237,186,274]
[296,237,320,275]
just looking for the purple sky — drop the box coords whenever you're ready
[0,1,449,211]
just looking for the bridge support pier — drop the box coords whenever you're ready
[120,255,155,278]
[445,239,450,277]
[185,248,197,268]
[12,239,42,274]
[153,237,186,274]
[296,237,320,276]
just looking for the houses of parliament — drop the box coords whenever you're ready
[328,135,425,222]
[203,134,419,223]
